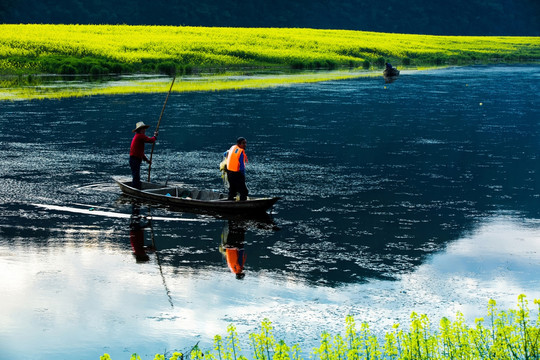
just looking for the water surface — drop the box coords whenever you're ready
[1,65,539,359]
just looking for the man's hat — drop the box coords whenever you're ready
[133,121,150,133]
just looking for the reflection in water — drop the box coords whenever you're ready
[129,203,155,262]
[129,202,174,307]
[0,65,539,360]
[220,220,247,279]
[383,74,399,84]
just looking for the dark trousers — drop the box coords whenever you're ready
[129,156,143,189]
[227,170,248,201]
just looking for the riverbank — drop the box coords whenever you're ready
[1,24,539,100]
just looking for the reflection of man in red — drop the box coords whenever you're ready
[130,203,154,262]
[130,228,149,262]
[220,220,247,279]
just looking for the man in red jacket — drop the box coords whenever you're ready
[130,121,158,189]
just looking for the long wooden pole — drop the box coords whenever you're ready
[147,75,176,182]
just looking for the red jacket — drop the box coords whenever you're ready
[130,133,156,159]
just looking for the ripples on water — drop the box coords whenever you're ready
[1,65,539,359]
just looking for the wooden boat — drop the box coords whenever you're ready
[115,179,280,214]
[383,67,400,77]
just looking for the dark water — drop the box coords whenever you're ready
[1,65,539,359]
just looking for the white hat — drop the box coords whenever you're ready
[132,121,150,133]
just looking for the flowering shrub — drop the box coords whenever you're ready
[101,295,539,360]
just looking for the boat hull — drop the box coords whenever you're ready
[115,179,279,214]
[383,68,400,77]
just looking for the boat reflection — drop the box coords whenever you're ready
[384,75,399,84]
[118,193,279,222]
[219,220,247,279]
[123,196,281,283]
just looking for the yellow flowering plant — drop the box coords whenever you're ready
[101,295,539,360]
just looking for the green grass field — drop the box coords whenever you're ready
[1,24,539,75]
[0,24,538,100]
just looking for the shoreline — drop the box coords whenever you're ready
[1,63,536,101]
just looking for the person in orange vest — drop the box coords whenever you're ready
[130,121,158,189]
[224,137,249,201]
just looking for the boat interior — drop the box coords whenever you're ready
[141,184,226,201]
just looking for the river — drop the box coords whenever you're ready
[1,65,539,359]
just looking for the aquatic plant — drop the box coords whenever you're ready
[100,295,539,360]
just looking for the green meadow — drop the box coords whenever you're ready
[0,24,539,99]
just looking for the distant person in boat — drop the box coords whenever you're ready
[130,121,158,189]
[224,137,248,201]
[384,63,400,78]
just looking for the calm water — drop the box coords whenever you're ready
[1,65,539,359]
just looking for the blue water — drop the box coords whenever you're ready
[1,65,539,359]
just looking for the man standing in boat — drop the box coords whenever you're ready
[224,137,248,201]
[130,121,158,189]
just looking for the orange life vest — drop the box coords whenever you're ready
[226,145,247,172]
[226,248,246,274]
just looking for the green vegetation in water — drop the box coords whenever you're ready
[0,70,384,101]
[100,295,539,360]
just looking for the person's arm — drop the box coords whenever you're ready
[144,132,158,143]
[239,152,245,173]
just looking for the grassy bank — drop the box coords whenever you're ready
[1,25,539,76]
[100,295,539,360]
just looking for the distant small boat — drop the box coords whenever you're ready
[383,67,400,77]
[383,63,400,78]
[115,179,280,214]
